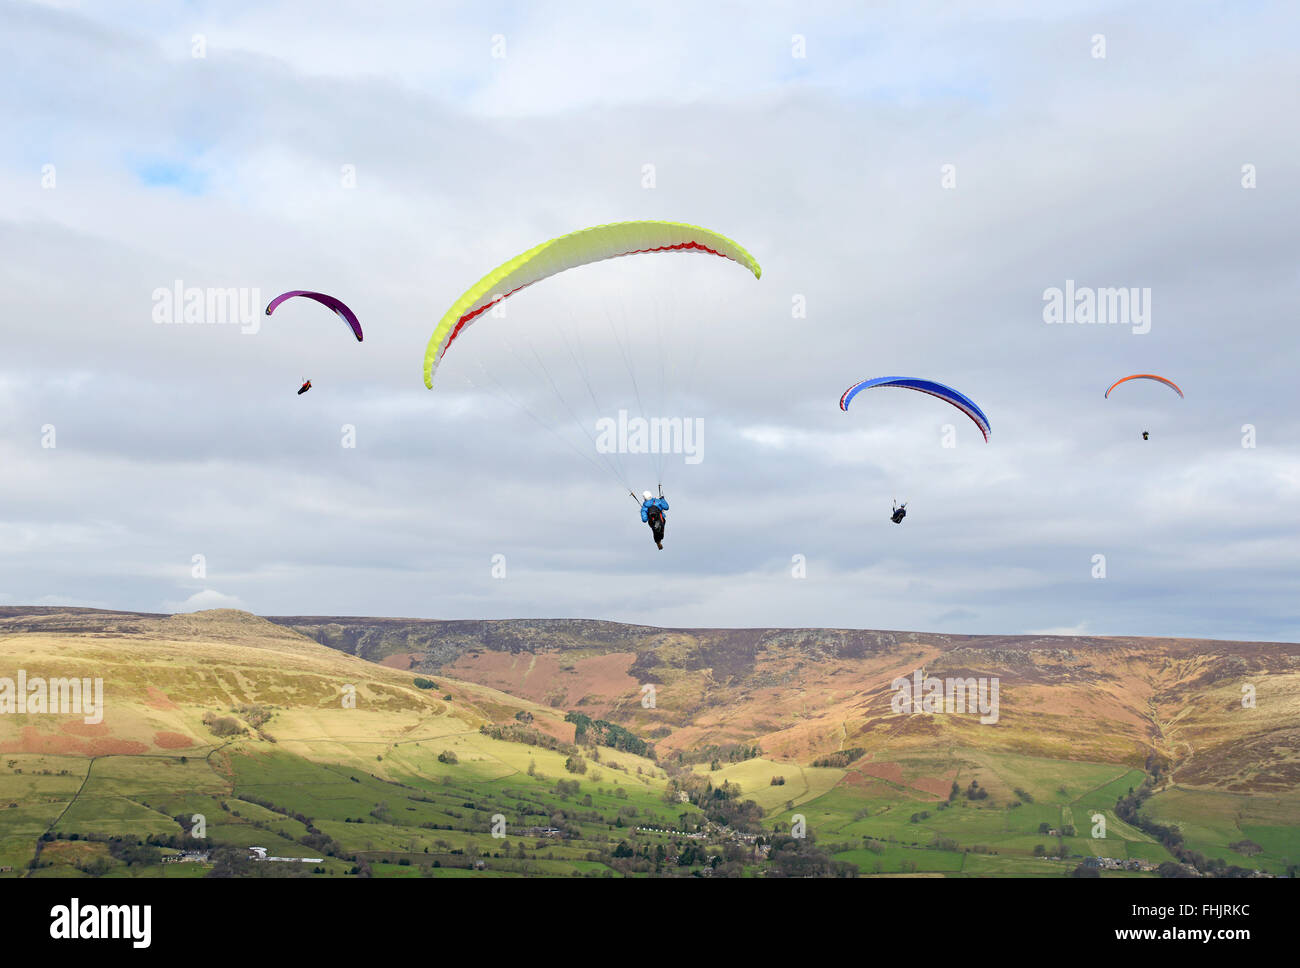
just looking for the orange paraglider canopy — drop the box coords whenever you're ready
[1104,374,1183,399]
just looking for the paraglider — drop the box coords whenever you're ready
[425,220,760,543]
[840,378,987,528]
[265,291,363,394]
[839,376,991,442]
[423,220,761,389]
[1104,374,1182,399]
[639,488,669,550]
[1105,375,1180,438]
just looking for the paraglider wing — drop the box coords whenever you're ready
[1104,374,1182,398]
[265,291,364,342]
[423,220,762,388]
[839,376,991,442]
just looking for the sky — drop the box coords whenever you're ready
[1,0,1297,641]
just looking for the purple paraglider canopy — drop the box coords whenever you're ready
[265,291,363,342]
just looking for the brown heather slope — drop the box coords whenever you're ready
[272,615,1300,792]
[2,608,1295,795]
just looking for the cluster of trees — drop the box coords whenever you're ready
[38,833,163,869]
[234,703,274,728]
[662,773,764,832]
[564,712,654,758]
[605,839,754,876]
[201,711,243,737]
[947,780,988,802]
[765,834,857,878]
[480,723,579,756]
[207,846,315,879]
[679,743,763,767]
[811,748,866,769]
[1037,822,1076,836]
[1115,784,1260,878]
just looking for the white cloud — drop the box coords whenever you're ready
[1025,622,1092,637]
[162,589,246,613]
[0,1,1297,642]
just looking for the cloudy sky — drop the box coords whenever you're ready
[2,0,1297,641]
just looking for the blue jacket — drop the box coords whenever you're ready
[640,497,669,522]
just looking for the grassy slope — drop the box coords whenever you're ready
[1,609,1296,877]
[0,610,678,876]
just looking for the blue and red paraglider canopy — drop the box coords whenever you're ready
[839,376,991,442]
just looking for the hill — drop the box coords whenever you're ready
[1,607,1296,878]
[271,615,1300,792]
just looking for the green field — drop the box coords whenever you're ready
[5,737,1291,878]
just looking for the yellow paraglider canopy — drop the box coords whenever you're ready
[423,220,761,388]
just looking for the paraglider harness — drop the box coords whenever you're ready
[891,500,907,524]
[633,485,667,544]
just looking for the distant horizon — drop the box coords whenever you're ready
[4,604,1295,647]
